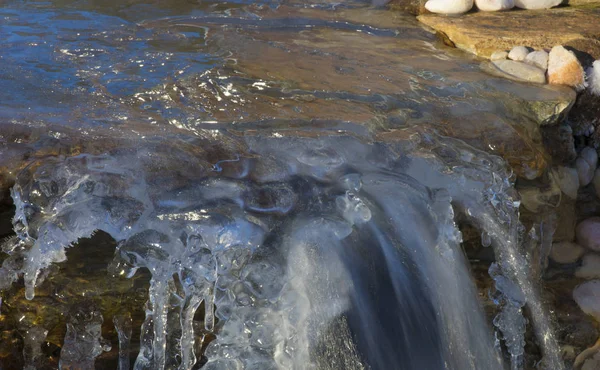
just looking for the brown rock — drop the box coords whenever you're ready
[548,45,586,90]
[417,7,600,59]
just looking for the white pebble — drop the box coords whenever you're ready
[508,46,530,61]
[524,50,549,70]
[514,0,561,9]
[490,50,508,61]
[474,0,514,11]
[425,0,474,14]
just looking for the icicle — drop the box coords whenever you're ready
[179,295,202,370]
[114,313,133,370]
[23,326,48,370]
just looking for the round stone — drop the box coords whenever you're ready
[577,217,600,251]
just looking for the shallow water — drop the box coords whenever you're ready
[0,0,568,369]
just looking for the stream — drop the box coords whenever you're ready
[0,0,574,369]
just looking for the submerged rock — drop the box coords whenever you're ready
[508,46,530,62]
[474,0,514,11]
[514,0,561,8]
[516,174,561,213]
[548,46,587,91]
[577,217,600,251]
[424,0,473,14]
[481,60,546,84]
[525,50,549,71]
[550,241,585,264]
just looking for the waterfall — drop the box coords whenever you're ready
[0,129,563,369]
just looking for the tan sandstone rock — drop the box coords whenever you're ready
[417,7,600,59]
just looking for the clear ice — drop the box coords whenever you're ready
[0,128,565,369]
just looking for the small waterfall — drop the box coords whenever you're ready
[0,2,571,368]
[0,129,563,369]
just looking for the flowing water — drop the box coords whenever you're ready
[0,0,571,369]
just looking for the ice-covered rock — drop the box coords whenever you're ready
[425,0,473,14]
[474,0,514,11]
[550,241,585,264]
[587,60,600,96]
[573,280,600,320]
[577,217,600,251]
[576,254,600,279]
[548,45,587,91]
[491,50,508,61]
[524,50,549,71]
[514,0,561,9]
[508,46,530,62]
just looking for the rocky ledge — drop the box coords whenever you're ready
[416,7,600,60]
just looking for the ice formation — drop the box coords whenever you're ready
[0,130,564,369]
